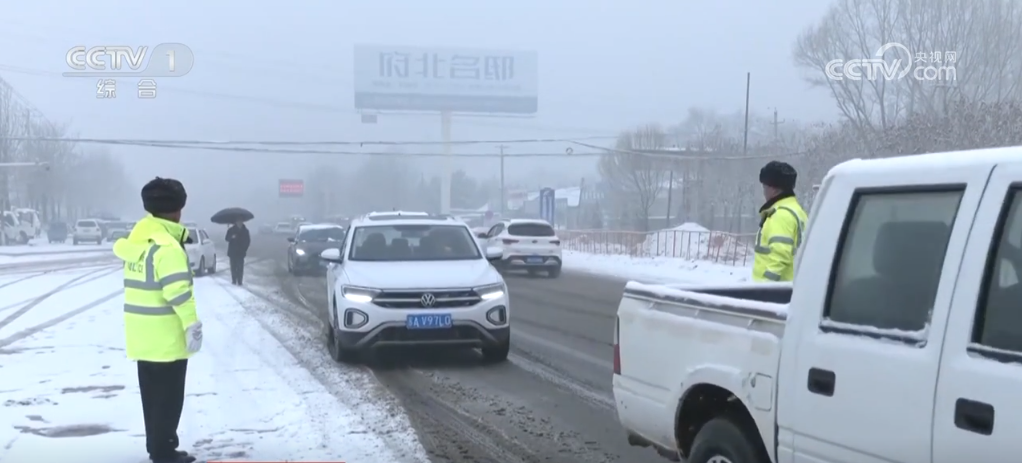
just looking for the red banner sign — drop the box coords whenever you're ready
[279,179,304,197]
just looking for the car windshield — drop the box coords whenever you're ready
[508,222,556,237]
[348,224,480,261]
[298,227,345,242]
[78,220,97,227]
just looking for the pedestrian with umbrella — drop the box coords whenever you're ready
[211,207,253,285]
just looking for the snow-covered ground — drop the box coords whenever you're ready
[563,250,751,284]
[0,239,111,255]
[0,265,428,463]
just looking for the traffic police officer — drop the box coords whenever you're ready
[753,161,808,282]
[113,177,202,463]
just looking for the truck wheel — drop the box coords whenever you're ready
[547,266,562,278]
[19,232,29,244]
[197,257,206,276]
[688,416,767,463]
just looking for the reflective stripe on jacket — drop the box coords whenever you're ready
[112,215,198,362]
[752,196,808,282]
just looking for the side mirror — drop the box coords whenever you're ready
[475,232,488,239]
[287,237,295,242]
[320,248,342,262]
[485,246,503,262]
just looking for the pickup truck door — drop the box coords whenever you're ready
[783,165,990,463]
[933,162,1022,462]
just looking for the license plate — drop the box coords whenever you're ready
[526,256,544,263]
[406,313,453,329]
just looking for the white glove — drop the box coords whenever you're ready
[185,321,203,353]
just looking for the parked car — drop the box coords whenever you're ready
[273,221,295,235]
[612,147,1022,463]
[183,227,217,276]
[104,221,135,241]
[481,219,562,278]
[73,218,104,244]
[47,221,69,243]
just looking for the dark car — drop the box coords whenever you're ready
[47,222,69,243]
[286,224,346,275]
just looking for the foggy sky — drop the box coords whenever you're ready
[0,0,836,215]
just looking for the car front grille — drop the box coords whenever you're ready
[373,289,481,309]
[375,326,482,343]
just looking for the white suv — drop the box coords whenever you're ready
[483,219,562,278]
[319,213,510,363]
[73,219,104,244]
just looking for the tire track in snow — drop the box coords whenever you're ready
[0,288,122,348]
[0,261,118,289]
[0,266,120,330]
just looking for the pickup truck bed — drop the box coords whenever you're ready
[614,281,790,461]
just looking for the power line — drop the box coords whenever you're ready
[0,135,810,161]
[0,63,619,137]
[0,135,612,146]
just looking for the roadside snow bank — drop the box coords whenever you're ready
[563,250,750,284]
[0,276,428,463]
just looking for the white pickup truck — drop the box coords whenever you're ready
[613,147,1022,463]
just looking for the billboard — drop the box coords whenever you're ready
[279,179,304,198]
[353,45,538,114]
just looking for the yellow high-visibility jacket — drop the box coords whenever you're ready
[113,215,198,361]
[752,195,808,282]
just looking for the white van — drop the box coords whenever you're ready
[613,146,1022,463]
[13,208,41,238]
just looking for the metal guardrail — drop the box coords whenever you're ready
[559,229,755,266]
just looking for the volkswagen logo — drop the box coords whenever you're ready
[420,293,436,307]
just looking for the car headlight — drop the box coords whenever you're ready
[295,248,306,256]
[474,283,506,300]
[342,285,379,303]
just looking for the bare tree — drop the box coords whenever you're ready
[793,0,1022,135]
[598,125,670,231]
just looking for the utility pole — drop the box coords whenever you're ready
[742,72,751,156]
[769,108,785,141]
[497,144,509,216]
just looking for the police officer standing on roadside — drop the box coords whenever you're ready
[113,177,202,463]
[753,161,809,282]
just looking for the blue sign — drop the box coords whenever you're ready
[539,187,555,225]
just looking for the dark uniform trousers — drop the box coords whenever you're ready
[138,359,188,460]
[229,256,245,284]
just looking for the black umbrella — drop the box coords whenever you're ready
[210,207,254,225]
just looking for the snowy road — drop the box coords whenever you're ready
[0,254,429,463]
[249,234,665,463]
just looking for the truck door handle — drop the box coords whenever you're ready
[954,398,994,435]
[806,368,835,396]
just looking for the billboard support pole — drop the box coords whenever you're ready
[440,110,452,214]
